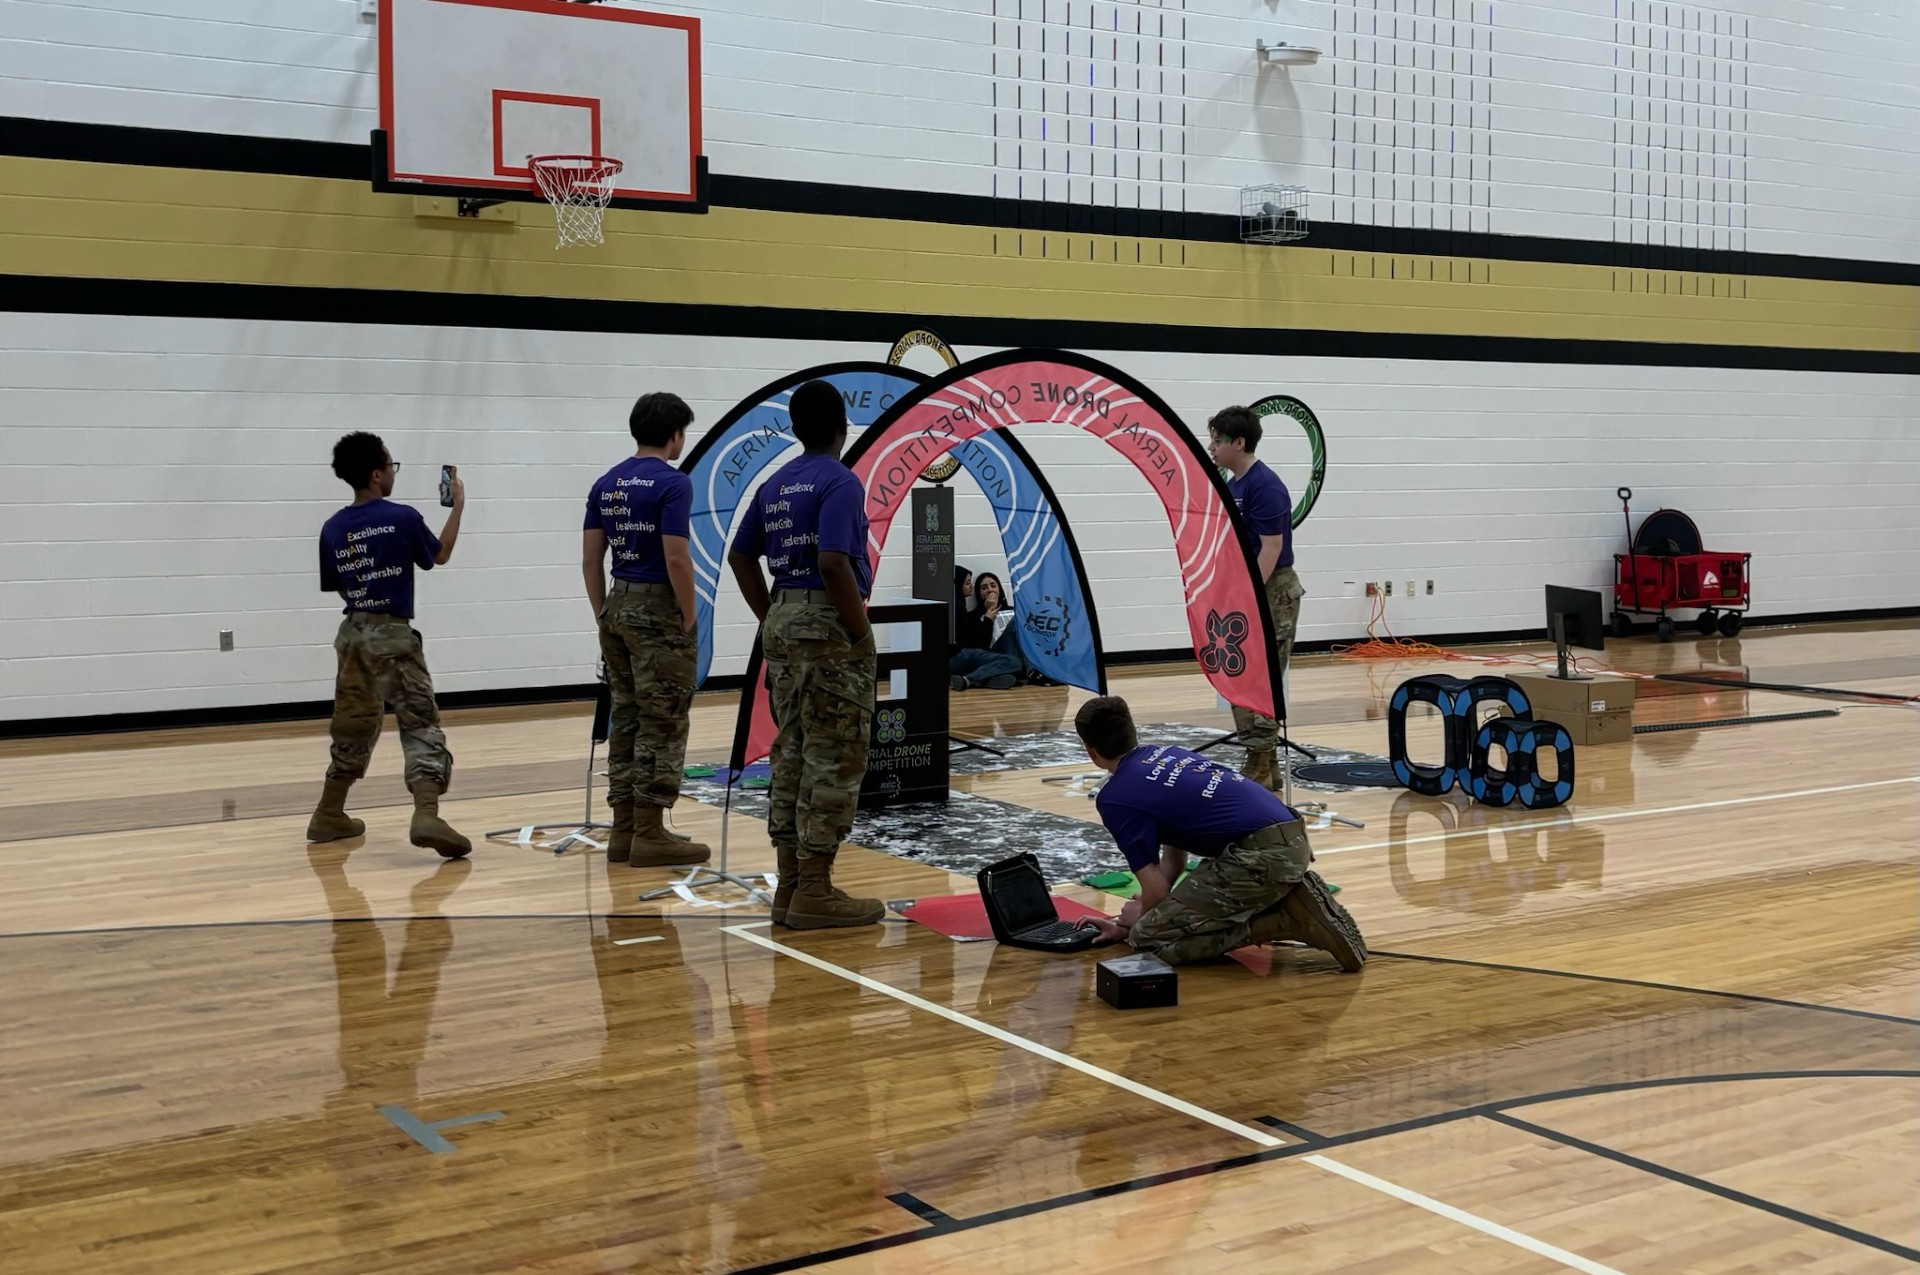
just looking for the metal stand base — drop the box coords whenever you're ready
[485,737,614,855]
[487,821,614,856]
[1279,746,1366,830]
[1200,725,1368,831]
[636,767,770,907]
[638,864,772,905]
[948,734,1005,757]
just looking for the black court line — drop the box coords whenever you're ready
[724,1069,1920,1275]
[885,1192,956,1226]
[1252,1115,1327,1145]
[1373,950,1920,1028]
[1486,1111,1920,1263]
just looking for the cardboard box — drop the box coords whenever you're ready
[1509,671,1637,746]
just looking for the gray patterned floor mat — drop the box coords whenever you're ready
[681,722,1388,882]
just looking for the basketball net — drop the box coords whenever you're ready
[529,155,624,248]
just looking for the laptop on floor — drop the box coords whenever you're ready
[978,853,1100,953]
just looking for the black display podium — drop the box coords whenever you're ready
[860,597,950,809]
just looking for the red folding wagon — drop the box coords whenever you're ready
[1611,487,1752,641]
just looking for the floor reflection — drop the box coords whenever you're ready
[1386,793,1606,916]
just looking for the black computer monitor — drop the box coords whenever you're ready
[1544,585,1605,680]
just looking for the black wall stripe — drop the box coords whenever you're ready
[4,274,1917,375]
[4,115,1918,288]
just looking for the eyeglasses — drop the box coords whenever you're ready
[387,460,402,473]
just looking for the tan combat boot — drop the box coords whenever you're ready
[1241,748,1277,789]
[408,786,472,859]
[627,805,711,868]
[784,851,885,929]
[1276,872,1367,971]
[306,778,366,843]
[604,802,635,864]
[770,842,799,927]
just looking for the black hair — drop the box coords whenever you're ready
[1207,405,1262,452]
[789,379,849,450]
[974,571,1010,615]
[1074,696,1139,760]
[630,391,694,448]
[331,432,389,490]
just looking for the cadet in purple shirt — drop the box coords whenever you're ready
[582,391,711,869]
[307,431,470,858]
[1072,696,1365,970]
[1208,405,1306,793]
[727,380,883,931]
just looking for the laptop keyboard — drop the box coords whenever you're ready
[1019,919,1090,944]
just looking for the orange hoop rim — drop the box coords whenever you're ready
[528,154,625,187]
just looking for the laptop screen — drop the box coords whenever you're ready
[987,860,1061,933]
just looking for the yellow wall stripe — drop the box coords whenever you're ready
[2,156,1914,354]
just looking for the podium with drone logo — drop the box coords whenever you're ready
[860,597,950,808]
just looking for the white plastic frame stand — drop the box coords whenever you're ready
[637,773,773,908]
[484,734,612,855]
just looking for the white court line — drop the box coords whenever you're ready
[1302,1154,1625,1275]
[1312,775,1920,858]
[613,936,664,946]
[724,923,1625,1273]
[723,923,1284,1146]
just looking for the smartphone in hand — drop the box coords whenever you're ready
[439,464,455,507]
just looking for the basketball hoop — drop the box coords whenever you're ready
[529,154,623,247]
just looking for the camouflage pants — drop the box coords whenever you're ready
[761,595,876,861]
[326,613,452,794]
[599,584,696,810]
[1232,566,1305,751]
[1129,821,1313,965]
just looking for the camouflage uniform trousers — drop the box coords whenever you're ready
[761,593,876,862]
[326,612,452,794]
[1231,565,1305,752]
[1129,820,1314,965]
[598,581,696,810]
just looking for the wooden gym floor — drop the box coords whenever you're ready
[0,620,1914,1274]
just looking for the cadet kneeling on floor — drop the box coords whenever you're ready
[1071,695,1366,969]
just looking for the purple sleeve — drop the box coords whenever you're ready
[583,481,600,532]
[409,507,441,571]
[729,483,766,558]
[815,474,867,558]
[1096,794,1162,873]
[319,535,339,593]
[661,473,691,539]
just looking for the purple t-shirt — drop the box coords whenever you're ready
[584,456,690,584]
[731,452,872,596]
[318,498,440,619]
[1227,459,1294,571]
[1094,745,1298,872]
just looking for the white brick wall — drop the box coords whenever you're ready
[2,311,1915,720]
[1,0,1915,262]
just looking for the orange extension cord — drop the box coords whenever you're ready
[1331,590,1604,676]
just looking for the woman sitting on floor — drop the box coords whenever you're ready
[949,570,1025,690]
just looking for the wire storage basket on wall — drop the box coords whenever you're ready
[1239,184,1309,243]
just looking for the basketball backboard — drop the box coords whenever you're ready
[374,0,705,211]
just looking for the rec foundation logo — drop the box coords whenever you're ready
[1022,594,1074,659]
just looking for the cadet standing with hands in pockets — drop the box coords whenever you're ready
[728,380,884,929]
[583,391,713,867]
